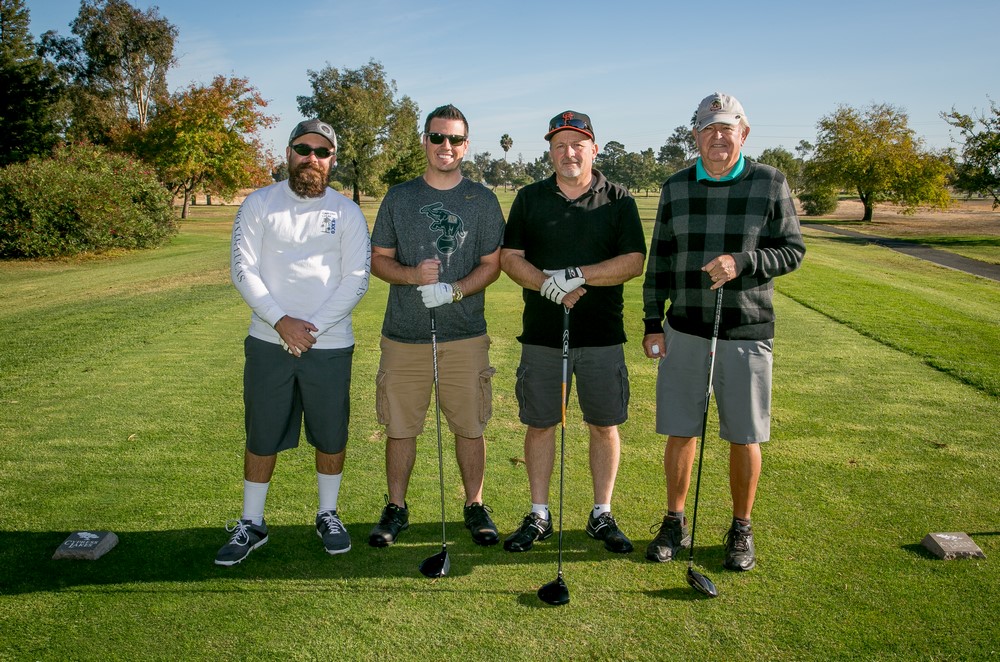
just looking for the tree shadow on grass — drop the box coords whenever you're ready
[0,525,657,595]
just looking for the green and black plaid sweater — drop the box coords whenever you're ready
[642,159,806,341]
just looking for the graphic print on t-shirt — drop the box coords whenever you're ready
[420,202,467,255]
[320,211,338,235]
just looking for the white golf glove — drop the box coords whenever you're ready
[540,267,585,304]
[417,283,454,308]
[278,337,295,355]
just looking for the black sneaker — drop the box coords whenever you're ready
[316,509,351,555]
[586,512,634,554]
[646,515,690,562]
[503,512,553,552]
[464,502,499,546]
[214,518,268,566]
[368,498,409,547]
[723,519,756,571]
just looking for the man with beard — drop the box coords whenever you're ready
[500,111,646,555]
[217,119,371,566]
[368,104,506,549]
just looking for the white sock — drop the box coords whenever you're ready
[317,472,343,513]
[241,480,270,525]
[592,503,611,518]
[531,503,549,520]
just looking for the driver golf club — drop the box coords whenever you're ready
[419,309,450,578]
[537,306,571,606]
[685,287,723,599]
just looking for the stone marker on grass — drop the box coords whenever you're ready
[921,532,986,560]
[52,531,119,560]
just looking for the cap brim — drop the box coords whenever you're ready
[696,115,742,131]
[544,126,595,141]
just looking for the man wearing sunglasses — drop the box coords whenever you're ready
[369,104,506,549]
[500,111,646,555]
[218,119,371,566]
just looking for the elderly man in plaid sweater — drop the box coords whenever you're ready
[641,93,805,572]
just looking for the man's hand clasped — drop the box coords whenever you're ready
[540,267,585,305]
[417,282,454,308]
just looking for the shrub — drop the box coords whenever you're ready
[0,144,177,258]
[798,187,839,216]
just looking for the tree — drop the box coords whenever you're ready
[0,0,62,165]
[135,75,276,218]
[44,0,177,144]
[756,146,801,192]
[595,140,627,184]
[500,133,512,161]
[657,124,698,176]
[942,100,1000,208]
[382,95,424,189]
[806,103,952,221]
[298,59,419,203]
[524,154,552,182]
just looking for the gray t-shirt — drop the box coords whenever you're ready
[372,176,505,343]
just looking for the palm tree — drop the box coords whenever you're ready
[500,134,513,160]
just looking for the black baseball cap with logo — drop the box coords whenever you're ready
[544,111,595,141]
[288,119,337,149]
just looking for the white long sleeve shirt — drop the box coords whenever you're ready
[231,180,371,349]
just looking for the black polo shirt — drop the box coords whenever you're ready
[504,170,646,348]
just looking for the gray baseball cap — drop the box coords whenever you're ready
[695,93,748,131]
[288,119,337,149]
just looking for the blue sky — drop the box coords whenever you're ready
[27,0,999,164]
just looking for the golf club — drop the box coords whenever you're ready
[418,309,450,578]
[685,287,723,599]
[537,306,571,606]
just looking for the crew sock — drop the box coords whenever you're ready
[241,480,270,526]
[318,472,343,513]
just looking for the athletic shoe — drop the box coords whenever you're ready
[316,509,351,555]
[645,515,690,562]
[463,502,500,546]
[214,518,268,566]
[586,512,634,554]
[503,512,553,552]
[368,499,409,547]
[723,519,756,571]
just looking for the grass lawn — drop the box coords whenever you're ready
[1,199,998,660]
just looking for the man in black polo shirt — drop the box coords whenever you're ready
[500,110,646,554]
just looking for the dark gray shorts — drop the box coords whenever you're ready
[243,336,353,455]
[516,344,629,428]
[655,324,772,444]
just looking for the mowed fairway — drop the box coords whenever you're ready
[1,198,998,660]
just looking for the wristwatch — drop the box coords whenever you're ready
[452,284,464,302]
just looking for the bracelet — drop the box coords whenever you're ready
[452,284,464,302]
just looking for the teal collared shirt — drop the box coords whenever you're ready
[696,153,745,181]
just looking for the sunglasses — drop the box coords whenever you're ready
[426,132,467,146]
[549,117,591,133]
[290,143,335,159]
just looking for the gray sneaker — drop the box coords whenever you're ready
[215,518,268,566]
[316,510,351,555]
[646,515,690,562]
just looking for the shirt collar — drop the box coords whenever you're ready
[696,153,745,182]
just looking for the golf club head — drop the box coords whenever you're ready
[418,549,450,578]
[537,576,570,606]
[686,567,718,598]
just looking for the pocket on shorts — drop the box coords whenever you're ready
[514,365,527,412]
[479,366,496,424]
[618,362,631,412]
[375,368,389,425]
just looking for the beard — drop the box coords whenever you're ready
[288,160,329,198]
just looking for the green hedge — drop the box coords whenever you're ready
[0,144,177,258]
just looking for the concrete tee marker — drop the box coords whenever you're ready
[53,531,119,560]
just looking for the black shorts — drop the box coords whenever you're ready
[515,343,629,428]
[243,336,353,455]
